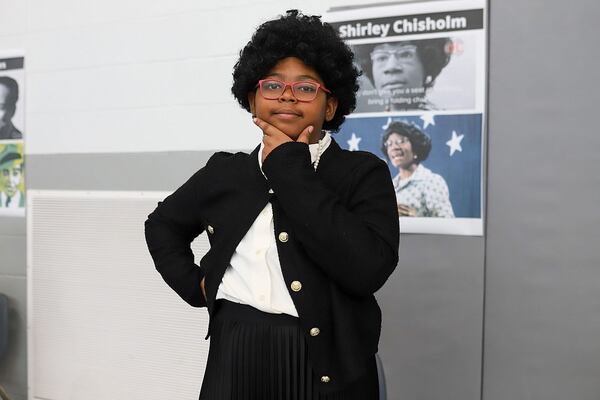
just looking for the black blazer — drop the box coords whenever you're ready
[144,138,399,393]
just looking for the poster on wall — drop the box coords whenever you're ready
[0,53,25,217]
[325,0,487,236]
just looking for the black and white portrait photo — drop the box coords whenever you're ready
[0,56,25,141]
[0,76,23,140]
[350,35,478,113]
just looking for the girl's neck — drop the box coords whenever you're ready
[309,130,324,144]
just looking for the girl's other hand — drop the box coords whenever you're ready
[254,117,313,162]
[200,277,207,301]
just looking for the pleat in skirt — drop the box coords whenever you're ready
[199,299,379,400]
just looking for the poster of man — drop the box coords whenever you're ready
[0,76,22,140]
[0,56,25,141]
[0,54,25,217]
[0,143,25,215]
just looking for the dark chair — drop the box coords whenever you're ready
[375,353,387,400]
[0,293,13,400]
[0,294,7,358]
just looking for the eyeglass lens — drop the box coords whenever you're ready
[260,80,319,101]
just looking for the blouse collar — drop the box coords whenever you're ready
[258,131,332,174]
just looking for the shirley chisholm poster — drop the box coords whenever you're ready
[325,0,486,235]
[0,53,25,217]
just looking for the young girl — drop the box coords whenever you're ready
[145,10,399,400]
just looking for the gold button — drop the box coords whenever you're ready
[207,225,214,234]
[290,281,302,292]
[310,327,320,336]
[278,232,289,242]
[320,375,331,383]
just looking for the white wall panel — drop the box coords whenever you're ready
[26,102,257,154]
[27,55,237,113]
[0,0,27,36]
[22,3,287,72]
[24,0,384,33]
[28,190,211,400]
[27,0,288,32]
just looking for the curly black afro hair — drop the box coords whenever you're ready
[231,10,360,132]
[353,38,452,89]
[381,120,432,163]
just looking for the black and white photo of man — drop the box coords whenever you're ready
[0,76,23,140]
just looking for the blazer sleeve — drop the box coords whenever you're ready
[262,142,400,297]
[144,156,219,308]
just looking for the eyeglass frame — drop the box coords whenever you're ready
[370,45,419,65]
[255,79,332,102]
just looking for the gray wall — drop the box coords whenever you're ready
[483,0,600,399]
[0,217,26,400]
[2,0,600,399]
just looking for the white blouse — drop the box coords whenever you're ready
[215,133,332,316]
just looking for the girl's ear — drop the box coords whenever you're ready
[325,97,338,122]
[248,92,256,115]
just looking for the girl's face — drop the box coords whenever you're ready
[248,57,338,142]
[385,132,416,169]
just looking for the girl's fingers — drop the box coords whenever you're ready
[296,125,314,144]
[254,117,313,144]
[253,117,285,138]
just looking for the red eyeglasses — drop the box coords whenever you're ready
[256,79,331,102]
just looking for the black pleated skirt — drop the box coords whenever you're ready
[199,299,379,400]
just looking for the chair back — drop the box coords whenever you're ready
[375,352,387,400]
[0,294,7,359]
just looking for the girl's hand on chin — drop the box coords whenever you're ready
[254,117,313,162]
